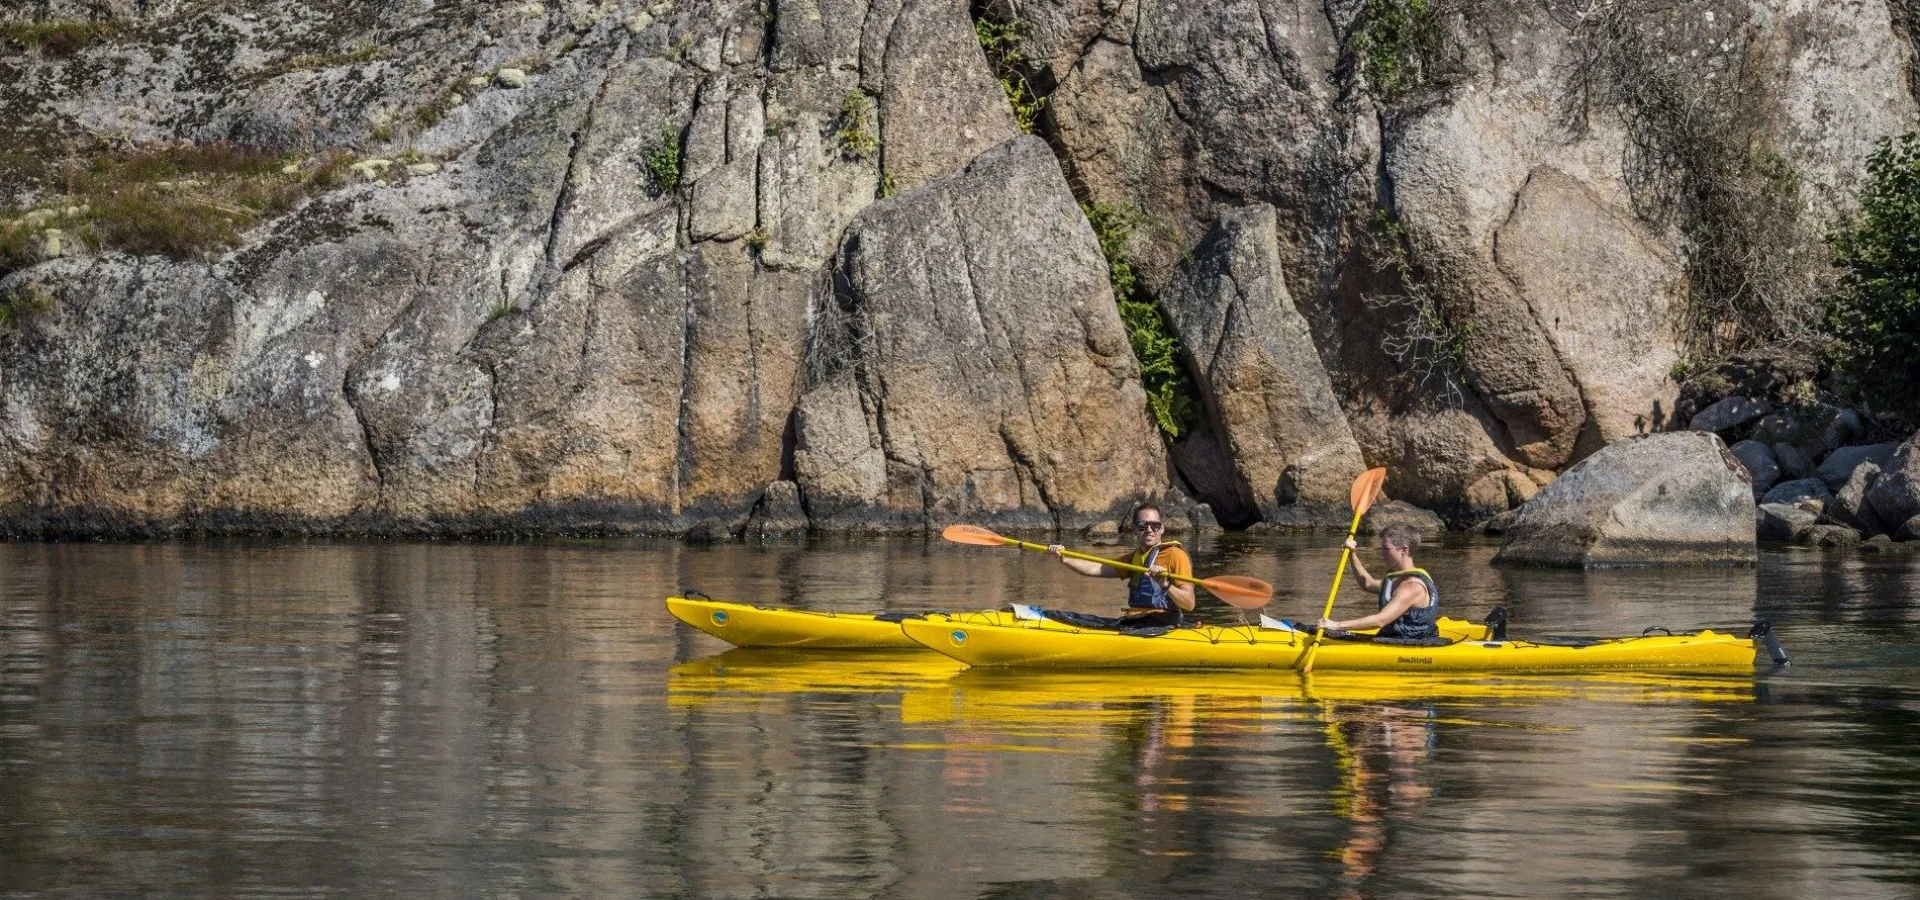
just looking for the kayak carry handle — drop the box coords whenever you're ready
[681,588,712,600]
[1749,620,1790,666]
[1483,607,1509,642]
[1641,626,1673,636]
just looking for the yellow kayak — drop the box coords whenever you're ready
[898,616,1764,671]
[665,596,1025,649]
[667,596,1489,652]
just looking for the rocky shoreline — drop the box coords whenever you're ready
[1,1,1917,553]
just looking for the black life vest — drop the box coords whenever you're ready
[1377,568,1439,639]
[1126,542,1182,612]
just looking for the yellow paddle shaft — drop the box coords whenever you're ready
[996,537,1202,588]
[1300,506,1367,673]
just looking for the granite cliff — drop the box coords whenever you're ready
[0,0,1913,537]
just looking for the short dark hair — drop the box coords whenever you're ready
[1130,504,1163,524]
[1379,523,1421,550]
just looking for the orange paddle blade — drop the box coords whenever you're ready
[1200,575,1273,609]
[941,524,1012,547]
[1350,467,1388,516]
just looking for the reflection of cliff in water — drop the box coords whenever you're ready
[3,539,1918,898]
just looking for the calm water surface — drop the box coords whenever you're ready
[2,534,1918,898]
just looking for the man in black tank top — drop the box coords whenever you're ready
[1316,523,1439,640]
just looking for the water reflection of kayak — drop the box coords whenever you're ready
[667,648,965,705]
[897,669,1755,728]
[915,666,1756,711]
[898,616,1769,672]
[666,595,1488,652]
[665,647,1756,715]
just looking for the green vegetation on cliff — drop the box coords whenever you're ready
[1350,0,1441,101]
[0,19,116,56]
[1083,201,1202,438]
[1567,0,1822,366]
[1827,130,1920,422]
[1,143,349,280]
[974,16,1045,135]
[1364,209,1472,396]
[838,90,878,159]
[642,123,682,193]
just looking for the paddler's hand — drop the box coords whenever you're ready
[1317,617,1339,631]
[1047,544,1065,559]
[1147,563,1168,577]
[1343,538,1358,551]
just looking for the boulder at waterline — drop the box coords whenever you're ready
[1799,524,1863,548]
[1860,535,1915,553]
[683,515,740,544]
[1360,500,1447,538]
[1494,432,1755,567]
[742,481,808,541]
[1756,503,1817,542]
[1866,433,1920,528]
[1898,515,1920,543]
[1831,462,1887,537]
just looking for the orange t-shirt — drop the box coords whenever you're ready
[1112,543,1191,586]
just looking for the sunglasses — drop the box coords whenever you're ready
[1133,520,1165,531]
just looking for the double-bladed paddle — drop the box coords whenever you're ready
[940,524,1274,608]
[1299,467,1389,674]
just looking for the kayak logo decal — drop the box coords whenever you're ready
[949,629,968,646]
[711,610,729,627]
[1396,655,1434,665]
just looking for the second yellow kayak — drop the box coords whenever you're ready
[898,616,1760,671]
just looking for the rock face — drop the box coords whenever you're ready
[0,0,1914,536]
[878,0,1021,191]
[1495,432,1756,567]
[792,137,1165,529]
[1159,205,1364,525]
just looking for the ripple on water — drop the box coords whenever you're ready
[0,536,1916,898]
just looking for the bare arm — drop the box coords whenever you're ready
[1162,574,1196,611]
[1344,538,1382,593]
[1048,545,1124,578]
[1320,578,1427,632]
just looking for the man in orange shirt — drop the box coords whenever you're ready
[1044,504,1195,632]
